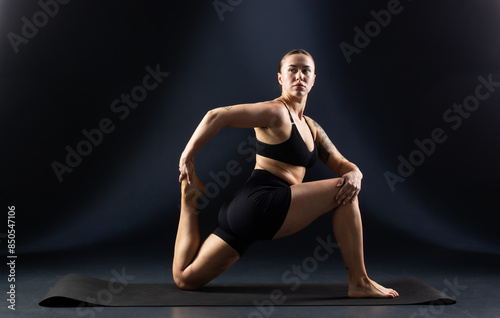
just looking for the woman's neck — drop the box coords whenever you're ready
[279,93,308,119]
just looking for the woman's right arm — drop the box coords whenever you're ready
[179,101,286,183]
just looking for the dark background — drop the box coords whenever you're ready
[2,0,499,264]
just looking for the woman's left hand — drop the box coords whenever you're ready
[336,170,362,205]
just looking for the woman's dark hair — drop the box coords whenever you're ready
[278,49,315,73]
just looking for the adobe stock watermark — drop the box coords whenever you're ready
[339,0,414,64]
[76,267,136,318]
[6,206,17,311]
[384,73,499,192]
[409,276,469,318]
[51,64,170,183]
[181,133,264,212]
[238,235,339,318]
[213,0,243,22]
[7,0,72,54]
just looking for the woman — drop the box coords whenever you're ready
[174,49,399,298]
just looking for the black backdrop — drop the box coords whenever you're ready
[2,0,499,258]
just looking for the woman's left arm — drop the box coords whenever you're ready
[307,116,363,205]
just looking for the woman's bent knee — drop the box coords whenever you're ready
[173,273,204,291]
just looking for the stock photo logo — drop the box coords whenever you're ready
[7,0,72,54]
[384,74,500,192]
[213,0,243,22]
[339,0,409,64]
[76,268,136,318]
[50,64,169,183]
[237,235,338,318]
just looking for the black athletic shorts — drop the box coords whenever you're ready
[213,169,292,255]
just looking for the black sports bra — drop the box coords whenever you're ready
[256,100,317,168]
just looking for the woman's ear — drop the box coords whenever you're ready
[277,72,283,86]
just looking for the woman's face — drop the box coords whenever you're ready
[278,54,316,98]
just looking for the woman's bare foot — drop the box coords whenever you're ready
[181,171,205,209]
[348,277,399,298]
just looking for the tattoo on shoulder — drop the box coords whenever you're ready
[223,106,233,111]
[312,119,321,130]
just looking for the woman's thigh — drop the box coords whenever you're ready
[273,178,343,239]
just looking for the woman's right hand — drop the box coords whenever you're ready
[178,155,195,184]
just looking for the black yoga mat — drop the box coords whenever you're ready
[39,274,456,307]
